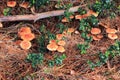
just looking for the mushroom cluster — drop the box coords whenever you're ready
[47,34,66,53]
[17,27,35,50]
[106,28,118,40]
[7,1,29,9]
[90,28,103,41]
[99,22,118,40]
[61,10,98,23]
[47,28,75,53]
[75,10,98,20]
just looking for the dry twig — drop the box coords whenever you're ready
[0,5,86,22]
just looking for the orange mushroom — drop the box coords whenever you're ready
[96,34,103,39]
[67,28,75,33]
[62,15,74,22]
[47,43,58,51]
[62,18,69,22]
[20,40,31,50]
[19,2,29,9]
[69,15,74,19]
[91,35,100,41]
[75,15,83,20]
[106,28,117,34]
[49,40,56,44]
[18,27,31,36]
[57,46,65,53]
[57,40,66,46]
[56,34,63,40]
[91,28,101,35]
[7,1,16,7]
[87,10,98,17]
[108,33,118,40]
[21,33,35,41]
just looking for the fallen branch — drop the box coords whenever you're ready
[0,5,86,22]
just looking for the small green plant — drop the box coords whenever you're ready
[87,15,99,26]
[63,3,73,21]
[91,0,117,17]
[77,43,90,54]
[56,23,67,33]
[47,31,56,40]
[3,8,11,16]
[78,8,87,15]
[26,53,44,68]
[48,54,66,67]
[88,40,120,69]
[29,0,49,9]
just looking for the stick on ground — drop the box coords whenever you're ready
[0,5,86,22]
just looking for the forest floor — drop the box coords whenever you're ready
[0,0,120,80]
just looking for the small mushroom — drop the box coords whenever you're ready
[57,46,65,53]
[58,40,66,46]
[21,33,35,41]
[108,33,118,40]
[47,43,58,51]
[7,1,16,7]
[56,34,63,40]
[69,15,74,19]
[49,40,56,44]
[62,15,74,22]
[19,2,29,9]
[67,28,75,33]
[75,15,83,20]
[96,34,103,39]
[106,28,117,34]
[18,27,31,36]
[91,35,100,41]
[91,28,101,35]
[87,10,98,17]
[20,40,31,50]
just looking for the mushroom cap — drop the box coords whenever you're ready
[106,28,117,34]
[75,15,83,20]
[20,41,31,50]
[70,15,74,19]
[21,33,35,41]
[56,34,63,40]
[67,28,75,33]
[57,46,65,53]
[92,35,100,41]
[7,1,16,7]
[18,27,31,36]
[49,40,56,44]
[19,2,29,9]
[108,33,118,40]
[62,18,69,22]
[47,43,58,51]
[91,28,101,35]
[96,34,103,39]
[58,40,66,46]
